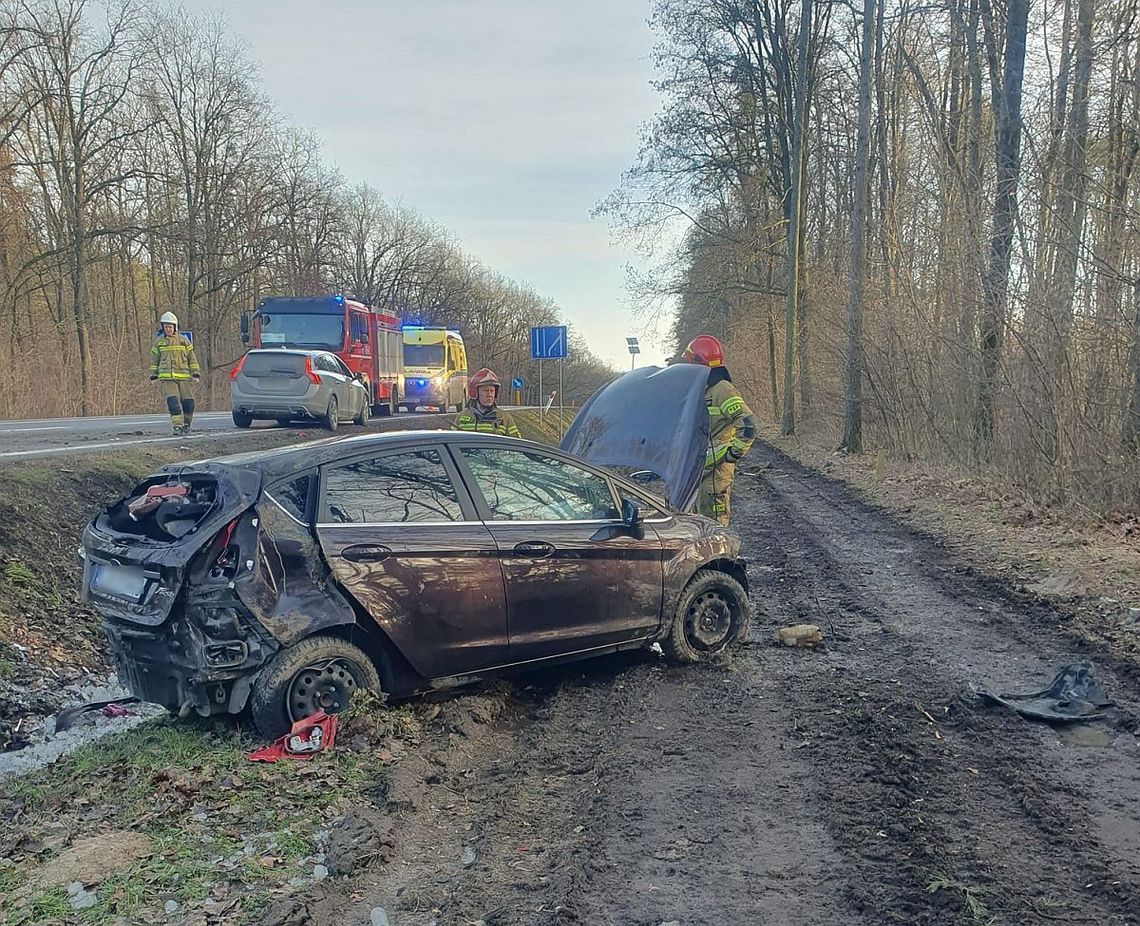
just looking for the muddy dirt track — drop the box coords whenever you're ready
[272,442,1140,926]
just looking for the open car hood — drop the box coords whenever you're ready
[560,364,709,511]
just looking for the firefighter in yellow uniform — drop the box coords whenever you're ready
[149,311,201,434]
[454,368,521,437]
[683,335,756,526]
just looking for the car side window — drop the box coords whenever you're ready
[316,354,338,374]
[333,356,353,377]
[323,450,464,524]
[270,474,313,521]
[616,488,666,520]
[460,447,619,522]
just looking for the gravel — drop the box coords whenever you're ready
[0,675,164,780]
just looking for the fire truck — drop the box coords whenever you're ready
[241,295,403,416]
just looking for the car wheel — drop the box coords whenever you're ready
[662,569,751,665]
[354,402,367,426]
[250,635,382,739]
[232,410,253,428]
[324,396,339,432]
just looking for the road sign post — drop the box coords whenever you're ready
[531,326,568,427]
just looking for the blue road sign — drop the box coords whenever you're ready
[530,325,568,360]
[511,376,524,389]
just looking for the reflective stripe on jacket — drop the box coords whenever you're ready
[149,334,200,380]
[454,402,521,438]
[705,379,755,467]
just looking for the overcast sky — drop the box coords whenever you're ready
[182,0,669,369]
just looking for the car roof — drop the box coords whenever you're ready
[245,348,327,357]
[183,431,554,481]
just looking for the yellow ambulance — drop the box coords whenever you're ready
[400,327,468,412]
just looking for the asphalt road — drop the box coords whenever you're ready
[0,409,449,460]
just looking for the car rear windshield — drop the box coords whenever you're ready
[242,353,307,376]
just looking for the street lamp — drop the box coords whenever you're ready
[626,336,640,370]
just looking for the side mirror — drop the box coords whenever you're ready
[621,497,645,540]
[239,312,250,344]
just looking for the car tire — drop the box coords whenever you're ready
[232,410,253,428]
[324,396,339,432]
[662,569,751,665]
[354,398,367,426]
[250,635,382,739]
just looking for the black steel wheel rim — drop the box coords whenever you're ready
[288,658,359,720]
[685,589,736,651]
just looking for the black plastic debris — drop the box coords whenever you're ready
[54,697,141,733]
[976,664,1112,723]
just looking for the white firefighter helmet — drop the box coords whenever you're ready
[159,311,178,326]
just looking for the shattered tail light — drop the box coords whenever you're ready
[229,354,246,380]
[210,518,241,580]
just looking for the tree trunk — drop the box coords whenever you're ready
[767,308,779,420]
[974,0,1030,457]
[782,0,813,436]
[1037,0,1094,463]
[843,0,876,452]
[1124,278,1140,451]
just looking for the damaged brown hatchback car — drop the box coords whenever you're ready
[81,367,750,737]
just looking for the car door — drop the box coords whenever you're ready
[316,353,351,417]
[452,443,664,663]
[331,354,365,418]
[314,445,509,679]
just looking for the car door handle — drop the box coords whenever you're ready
[513,541,554,558]
[340,543,392,563]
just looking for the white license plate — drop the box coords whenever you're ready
[92,564,148,601]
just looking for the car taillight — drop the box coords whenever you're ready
[229,355,246,380]
[304,357,320,385]
[209,518,241,581]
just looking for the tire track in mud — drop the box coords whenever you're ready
[336,442,1140,926]
[424,654,861,926]
[739,443,1140,924]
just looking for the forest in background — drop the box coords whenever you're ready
[0,0,616,418]
[607,0,1140,513]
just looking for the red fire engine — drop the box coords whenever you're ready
[241,295,403,416]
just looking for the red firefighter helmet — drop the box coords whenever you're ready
[681,334,725,368]
[467,367,502,401]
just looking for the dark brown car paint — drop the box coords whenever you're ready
[316,522,510,678]
[480,519,664,661]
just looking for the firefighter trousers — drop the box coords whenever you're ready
[158,380,195,430]
[697,460,735,526]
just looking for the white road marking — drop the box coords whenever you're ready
[0,425,68,433]
[0,430,264,460]
[0,413,439,460]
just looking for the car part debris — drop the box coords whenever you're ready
[777,624,823,647]
[54,697,141,733]
[975,664,1112,723]
[247,710,338,762]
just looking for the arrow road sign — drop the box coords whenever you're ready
[511,376,524,389]
[531,326,568,360]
